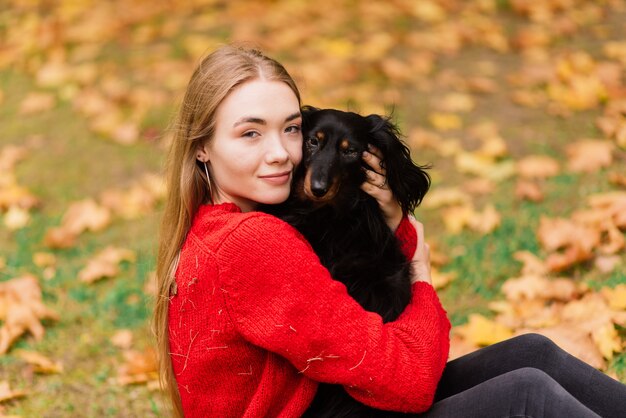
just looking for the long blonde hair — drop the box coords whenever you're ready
[154,45,301,417]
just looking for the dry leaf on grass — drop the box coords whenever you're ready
[78,246,136,283]
[455,314,513,347]
[0,380,27,404]
[515,180,544,202]
[110,329,134,350]
[111,348,158,388]
[565,140,614,173]
[516,155,560,178]
[0,275,59,354]
[501,275,580,302]
[14,350,63,374]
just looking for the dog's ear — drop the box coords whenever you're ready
[365,114,430,214]
[300,105,319,131]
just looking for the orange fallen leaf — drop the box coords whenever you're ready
[592,323,622,361]
[14,350,63,374]
[501,275,580,302]
[516,155,560,178]
[515,180,544,202]
[565,139,614,173]
[61,199,112,234]
[112,348,158,386]
[110,329,134,350]
[18,92,55,115]
[0,380,27,404]
[78,246,136,283]
[0,275,59,354]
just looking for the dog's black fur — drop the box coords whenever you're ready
[263,107,430,417]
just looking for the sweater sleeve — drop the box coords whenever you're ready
[394,214,417,261]
[215,214,450,413]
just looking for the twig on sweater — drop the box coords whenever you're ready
[176,329,199,376]
[349,350,367,371]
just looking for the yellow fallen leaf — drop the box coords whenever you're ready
[591,323,622,361]
[601,284,626,311]
[455,314,513,346]
[429,112,462,131]
[3,206,30,230]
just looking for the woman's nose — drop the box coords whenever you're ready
[265,134,290,163]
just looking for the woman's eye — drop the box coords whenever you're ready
[285,125,301,134]
[242,131,260,138]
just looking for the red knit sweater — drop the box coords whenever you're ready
[168,203,451,417]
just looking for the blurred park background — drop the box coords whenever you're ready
[1,0,625,416]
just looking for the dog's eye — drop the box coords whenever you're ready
[308,137,319,147]
[342,148,358,155]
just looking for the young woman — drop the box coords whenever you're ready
[154,46,626,417]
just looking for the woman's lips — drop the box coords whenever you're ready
[259,171,291,185]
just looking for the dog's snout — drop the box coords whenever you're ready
[311,180,328,197]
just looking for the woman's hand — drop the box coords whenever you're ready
[408,216,432,285]
[361,144,403,231]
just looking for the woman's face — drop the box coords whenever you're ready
[200,79,302,212]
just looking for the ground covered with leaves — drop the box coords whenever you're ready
[1,0,625,416]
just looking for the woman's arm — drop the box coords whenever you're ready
[214,215,449,413]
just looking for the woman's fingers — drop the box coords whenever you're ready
[362,144,386,176]
[363,167,387,189]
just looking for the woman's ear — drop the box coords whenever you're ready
[197,143,210,163]
[366,114,431,214]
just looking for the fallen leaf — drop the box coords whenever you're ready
[601,284,626,311]
[501,275,580,302]
[592,323,622,361]
[0,275,59,354]
[110,329,134,350]
[0,381,27,404]
[515,180,544,202]
[14,350,63,374]
[516,155,560,178]
[455,314,513,346]
[112,348,158,386]
[3,206,30,230]
[429,112,463,131]
[565,140,614,173]
[78,246,136,283]
[422,187,471,209]
[18,92,55,115]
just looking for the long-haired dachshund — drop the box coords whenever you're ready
[264,106,430,417]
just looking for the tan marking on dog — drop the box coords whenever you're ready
[340,139,350,150]
[316,131,325,141]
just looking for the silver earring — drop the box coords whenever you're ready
[203,162,213,199]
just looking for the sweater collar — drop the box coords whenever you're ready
[198,202,242,217]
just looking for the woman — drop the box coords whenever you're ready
[154,46,626,417]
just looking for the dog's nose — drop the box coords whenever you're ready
[311,181,328,197]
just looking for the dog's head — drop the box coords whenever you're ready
[297,106,430,213]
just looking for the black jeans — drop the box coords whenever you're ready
[419,333,626,418]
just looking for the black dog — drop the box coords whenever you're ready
[264,107,430,417]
